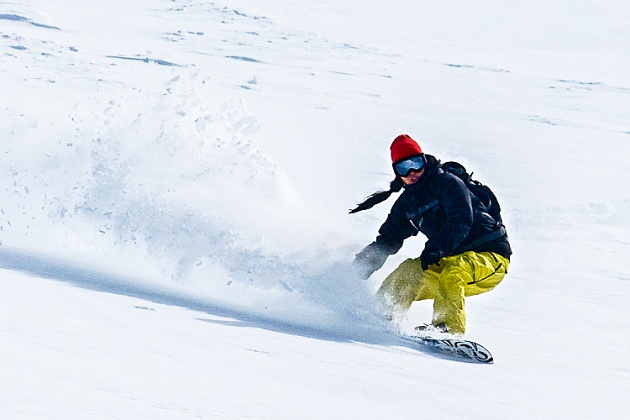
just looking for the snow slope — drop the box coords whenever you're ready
[1,0,629,418]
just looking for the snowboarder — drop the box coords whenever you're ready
[350,134,512,335]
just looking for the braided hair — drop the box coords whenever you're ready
[348,177,404,214]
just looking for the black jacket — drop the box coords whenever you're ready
[355,155,511,277]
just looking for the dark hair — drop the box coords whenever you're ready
[349,177,404,214]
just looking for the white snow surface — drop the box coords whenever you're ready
[1,0,629,418]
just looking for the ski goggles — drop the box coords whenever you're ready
[393,155,426,177]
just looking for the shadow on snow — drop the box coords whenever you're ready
[0,247,437,357]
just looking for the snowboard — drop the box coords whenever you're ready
[402,334,494,364]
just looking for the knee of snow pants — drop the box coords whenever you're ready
[376,251,509,334]
[376,257,429,320]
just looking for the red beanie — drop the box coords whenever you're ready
[390,134,423,163]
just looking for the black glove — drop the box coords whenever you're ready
[353,242,389,279]
[420,245,444,270]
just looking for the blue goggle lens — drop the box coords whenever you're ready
[393,156,425,176]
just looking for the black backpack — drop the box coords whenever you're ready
[442,161,502,223]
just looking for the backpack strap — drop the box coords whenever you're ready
[452,224,507,255]
[405,199,440,230]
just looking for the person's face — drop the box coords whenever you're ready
[393,155,426,185]
[401,167,425,185]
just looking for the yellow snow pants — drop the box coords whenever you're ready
[376,251,509,335]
